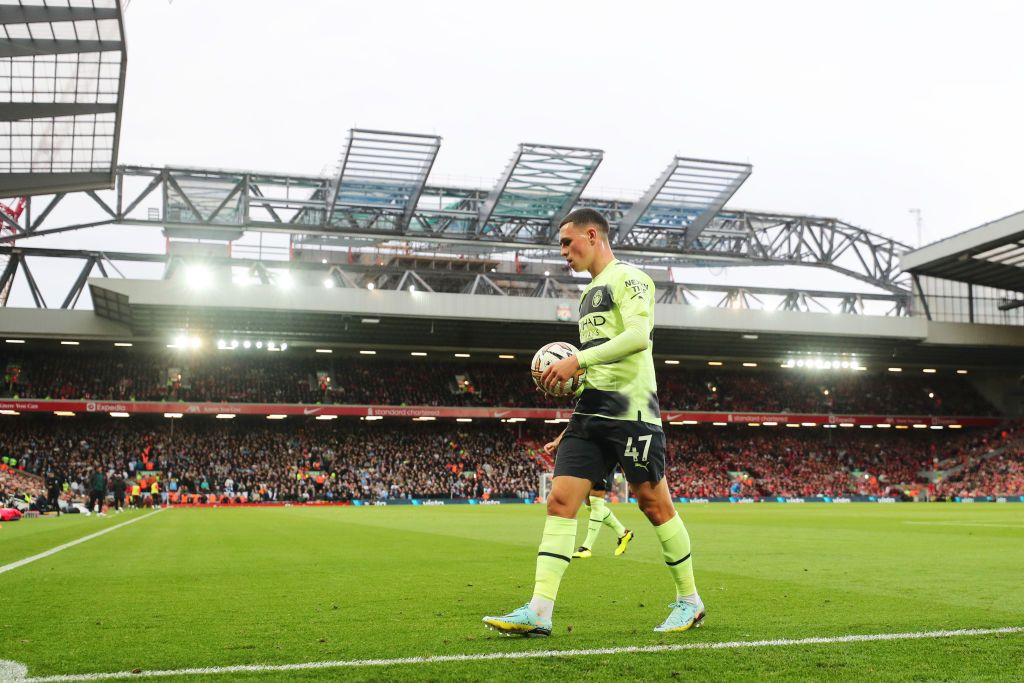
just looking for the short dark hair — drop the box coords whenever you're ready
[559,208,609,235]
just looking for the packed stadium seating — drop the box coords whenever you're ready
[2,416,1020,505]
[0,350,999,415]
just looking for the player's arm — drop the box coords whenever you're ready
[574,275,651,369]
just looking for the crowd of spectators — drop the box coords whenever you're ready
[0,349,998,416]
[2,416,1021,506]
[0,418,543,505]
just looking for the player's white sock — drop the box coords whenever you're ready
[678,592,703,610]
[528,596,555,619]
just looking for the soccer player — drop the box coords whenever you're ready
[483,208,703,636]
[544,432,632,558]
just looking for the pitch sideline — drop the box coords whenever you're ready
[3,626,1020,682]
[0,509,163,577]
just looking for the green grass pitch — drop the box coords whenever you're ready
[1,504,1023,681]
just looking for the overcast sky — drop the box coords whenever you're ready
[8,0,1024,307]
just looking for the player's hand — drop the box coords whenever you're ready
[540,355,581,393]
[542,434,562,456]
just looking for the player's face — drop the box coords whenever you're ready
[559,223,594,272]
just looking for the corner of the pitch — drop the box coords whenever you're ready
[0,660,28,682]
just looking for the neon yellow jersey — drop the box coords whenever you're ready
[573,259,660,425]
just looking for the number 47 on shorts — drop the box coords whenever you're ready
[624,435,652,471]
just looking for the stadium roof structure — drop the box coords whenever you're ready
[0,0,128,197]
[34,277,1016,366]
[615,156,751,248]
[901,209,1024,294]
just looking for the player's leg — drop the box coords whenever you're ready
[483,474,590,636]
[484,417,608,637]
[608,420,703,632]
[573,486,605,558]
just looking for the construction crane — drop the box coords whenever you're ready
[0,196,26,307]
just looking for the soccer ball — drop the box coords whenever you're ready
[531,342,586,398]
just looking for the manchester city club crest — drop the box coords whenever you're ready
[592,289,603,308]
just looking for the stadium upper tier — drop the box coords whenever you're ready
[2,417,1021,502]
[0,349,1000,416]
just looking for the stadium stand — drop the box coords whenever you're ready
[0,350,1000,415]
[2,417,1021,506]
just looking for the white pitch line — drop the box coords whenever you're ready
[0,510,163,576]
[904,521,1024,529]
[17,626,1024,682]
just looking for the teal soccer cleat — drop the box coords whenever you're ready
[653,600,706,633]
[482,604,552,637]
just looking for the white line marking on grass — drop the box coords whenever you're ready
[905,528,1024,532]
[17,626,1024,682]
[0,510,163,577]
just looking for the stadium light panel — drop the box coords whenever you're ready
[928,392,935,398]
[164,413,183,418]
[876,423,892,428]
[895,425,909,429]
[707,361,723,366]
[364,416,383,421]
[316,415,338,421]
[930,425,944,430]
[859,425,874,429]
[277,272,294,290]
[411,352,427,356]
[413,416,436,421]
[361,318,380,324]
[949,424,962,429]
[506,417,525,422]
[409,285,416,292]
[53,411,75,416]
[6,339,25,343]
[266,415,287,420]
[110,412,130,418]
[747,422,761,427]
[664,360,680,365]
[0,410,20,415]
[242,341,251,349]
[60,341,79,346]
[682,420,699,425]
[456,418,473,422]
[762,421,778,426]
[786,423,800,428]
[742,362,758,367]
[712,422,727,426]
[255,341,264,349]
[742,334,759,340]
[498,354,515,359]
[114,342,133,347]
[956,369,969,375]
[923,368,937,373]
[359,350,376,355]
[190,337,202,349]
[544,419,562,424]
[669,421,685,426]
[796,360,806,367]
[543,271,550,277]
[316,349,333,354]
[186,266,212,290]
[454,353,471,358]
[822,424,837,429]
[281,343,288,351]
[913,424,928,429]
[839,423,855,427]
[323,279,334,289]
[801,422,817,427]
[367,283,375,290]
[215,414,236,419]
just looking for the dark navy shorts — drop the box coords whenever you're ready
[553,414,666,487]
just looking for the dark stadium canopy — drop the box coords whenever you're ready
[901,209,1024,293]
[66,277,1024,367]
[0,0,127,196]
